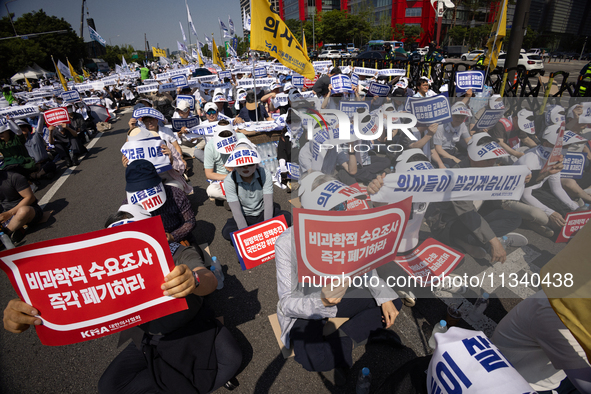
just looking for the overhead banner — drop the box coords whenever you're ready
[394,238,464,285]
[152,47,166,58]
[330,75,353,94]
[556,210,591,243]
[232,215,288,270]
[89,26,107,47]
[351,73,360,87]
[0,217,187,346]
[61,90,80,103]
[185,122,218,138]
[120,139,173,174]
[171,117,199,133]
[377,69,406,77]
[0,105,40,119]
[408,95,452,124]
[561,152,586,179]
[295,198,412,283]
[455,70,485,93]
[353,67,379,77]
[475,109,505,130]
[371,165,530,203]
[158,83,177,93]
[171,75,188,87]
[43,108,71,126]
[136,84,159,94]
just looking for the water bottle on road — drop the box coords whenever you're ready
[356,367,371,394]
[211,256,224,281]
[0,232,14,249]
[210,266,224,290]
[428,320,448,349]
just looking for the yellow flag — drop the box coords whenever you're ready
[24,77,32,92]
[212,37,226,71]
[180,56,188,65]
[51,56,68,91]
[152,47,166,58]
[302,30,310,62]
[198,50,204,67]
[83,68,90,78]
[483,0,507,69]
[250,0,314,79]
[67,59,82,83]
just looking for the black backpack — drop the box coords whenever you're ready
[230,167,264,194]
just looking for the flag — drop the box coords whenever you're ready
[159,56,170,66]
[180,57,188,65]
[228,44,238,58]
[83,68,90,78]
[177,41,188,53]
[67,59,82,82]
[243,8,251,31]
[121,55,128,70]
[212,37,226,71]
[89,26,106,47]
[57,59,71,79]
[194,48,204,67]
[204,35,213,51]
[24,77,32,92]
[250,0,314,79]
[228,15,235,36]
[196,40,204,50]
[302,30,310,61]
[51,56,68,91]
[219,18,231,39]
[179,21,187,42]
[483,0,507,70]
[186,0,198,37]
[152,47,166,58]
[115,64,124,74]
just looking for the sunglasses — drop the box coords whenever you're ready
[206,109,217,115]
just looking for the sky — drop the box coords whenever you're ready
[5,0,246,51]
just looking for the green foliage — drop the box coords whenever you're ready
[448,26,467,45]
[0,10,85,80]
[468,24,492,48]
[404,25,424,44]
[103,44,145,68]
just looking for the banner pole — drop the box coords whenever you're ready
[252,58,259,123]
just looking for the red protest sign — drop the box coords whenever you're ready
[347,183,370,211]
[541,121,565,173]
[556,210,591,243]
[303,75,318,89]
[0,217,187,346]
[295,198,412,283]
[394,238,464,285]
[232,215,288,270]
[43,108,71,126]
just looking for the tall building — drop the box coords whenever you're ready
[282,0,347,21]
[242,0,284,22]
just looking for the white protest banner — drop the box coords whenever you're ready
[580,102,591,123]
[339,66,351,74]
[193,75,218,83]
[254,66,267,78]
[368,81,391,97]
[102,79,118,87]
[240,121,283,133]
[377,69,406,77]
[313,66,329,75]
[43,108,70,126]
[292,74,304,88]
[455,70,485,93]
[563,130,587,145]
[120,139,173,173]
[475,109,505,129]
[428,327,537,394]
[354,67,379,76]
[301,91,316,99]
[561,152,586,179]
[408,95,452,124]
[0,217,188,346]
[199,82,231,91]
[339,101,370,118]
[155,68,191,80]
[91,82,105,91]
[273,65,291,73]
[136,84,160,94]
[330,75,353,94]
[158,83,177,93]
[83,98,103,106]
[313,60,333,67]
[142,79,157,84]
[274,93,289,107]
[233,216,288,270]
[176,95,195,110]
[218,71,231,80]
[61,91,80,103]
[171,117,200,133]
[295,198,412,282]
[394,238,464,285]
[371,165,531,203]
[0,105,40,119]
[171,75,188,87]
[556,210,591,243]
[351,73,360,87]
[73,83,94,91]
[185,122,218,138]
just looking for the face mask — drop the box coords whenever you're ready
[238,165,257,178]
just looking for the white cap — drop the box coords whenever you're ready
[176,100,191,112]
[395,77,408,89]
[395,148,434,172]
[489,94,504,110]
[270,82,282,91]
[451,102,472,117]
[545,105,565,125]
[204,102,218,113]
[126,183,167,212]
[298,172,365,211]
[517,109,535,134]
[467,132,509,161]
[351,113,379,139]
[542,123,587,145]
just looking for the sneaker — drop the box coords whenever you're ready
[223,377,239,391]
[454,238,488,259]
[433,273,467,294]
[11,228,25,244]
[523,221,554,238]
[502,232,528,247]
[397,290,416,307]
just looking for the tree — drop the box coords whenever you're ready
[448,26,467,45]
[404,25,424,45]
[103,44,145,68]
[0,10,85,80]
[373,13,394,41]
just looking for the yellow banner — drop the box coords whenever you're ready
[24,77,32,92]
[250,0,315,79]
[180,56,188,65]
[67,59,82,83]
[152,47,166,58]
[83,68,90,78]
[212,37,226,71]
[52,56,68,92]
[483,0,507,69]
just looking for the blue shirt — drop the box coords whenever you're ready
[223,167,273,216]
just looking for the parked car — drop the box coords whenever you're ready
[528,48,549,58]
[318,50,341,59]
[355,50,386,60]
[340,49,352,58]
[461,49,485,61]
[495,53,544,74]
[308,50,318,58]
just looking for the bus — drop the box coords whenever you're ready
[360,40,405,52]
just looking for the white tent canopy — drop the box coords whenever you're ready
[10,63,55,82]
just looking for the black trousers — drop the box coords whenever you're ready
[221,202,292,241]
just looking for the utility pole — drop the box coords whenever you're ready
[580,36,588,61]
[504,0,531,87]
[80,0,85,39]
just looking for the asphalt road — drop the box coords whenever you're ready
[0,108,569,393]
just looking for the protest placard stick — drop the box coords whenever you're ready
[541,122,565,174]
[252,58,259,123]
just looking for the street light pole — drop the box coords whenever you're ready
[5,0,19,36]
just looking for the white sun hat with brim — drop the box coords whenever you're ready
[395,148,435,172]
[298,171,365,211]
[517,109,536,134]
[467,132,509,161]
[211,124,238,154]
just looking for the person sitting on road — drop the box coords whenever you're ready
[221,140,292,241]
[47,121,83,168]
[0,167,44,243]
[203,122,248,203]
[14,119,56,180]
[0,117,38,176]
[425,133,528,262]
[235,90,274,123]
[412,76,437,98]
[433,102,472,167]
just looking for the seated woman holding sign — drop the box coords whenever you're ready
[221,140,292,241]
[274,171,402,382]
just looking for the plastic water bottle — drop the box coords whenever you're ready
[210,266,224,290]
[428,320,448,349]
[272,158,278,174]
[498,235,509,248]
[468,292,490,322]
[69,149,74,161]
[390,166,394,173]
[0,232,15,249]
[356,367,371,394]
[211,256,224,281]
